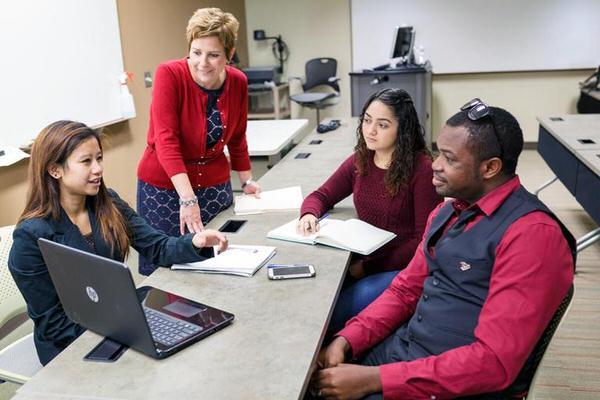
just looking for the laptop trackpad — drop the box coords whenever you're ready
[163,300,205,318]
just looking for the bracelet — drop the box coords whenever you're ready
[179,196,198,207]
[241,179,255,189]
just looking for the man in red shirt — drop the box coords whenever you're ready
[312,99,575,399]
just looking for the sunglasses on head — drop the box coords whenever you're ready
[460,98,503,159]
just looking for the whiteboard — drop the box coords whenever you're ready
[0,0,128,149]
[351,0,600,74]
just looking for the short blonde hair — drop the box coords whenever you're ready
[186,8,239,58]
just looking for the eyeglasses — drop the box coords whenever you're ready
[460,98,503,159]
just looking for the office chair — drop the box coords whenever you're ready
[471,284,574,400]
[290,58,340,124]
[0,225,42,384]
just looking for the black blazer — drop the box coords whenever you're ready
[8,189,209,365]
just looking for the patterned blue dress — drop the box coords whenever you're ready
[137,83,233,276]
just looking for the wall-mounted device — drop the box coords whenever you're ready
[253,29,289,74]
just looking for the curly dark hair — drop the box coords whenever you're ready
[354,88,430,196]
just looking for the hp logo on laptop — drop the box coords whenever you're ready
[86,286,99,303]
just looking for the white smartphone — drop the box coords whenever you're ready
[267,264,316,280]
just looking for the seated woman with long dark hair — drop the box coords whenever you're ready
[8,120,228,365]
[297,89,442,333]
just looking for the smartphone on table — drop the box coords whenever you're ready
[218,219,247,233]
[267,264,316,280]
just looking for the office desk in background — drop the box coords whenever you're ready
[248,82,291,120]
[349,64,432,146]
[245,119,308,164]
[537,114,600,251]
[228,119,308,191]
[13,119,358,400]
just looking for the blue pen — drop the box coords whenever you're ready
[299,213,329,235]
[317,213,330,223]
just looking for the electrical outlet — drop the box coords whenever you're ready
[144,71,153,88]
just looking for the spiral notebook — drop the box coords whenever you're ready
[171,245,277,277]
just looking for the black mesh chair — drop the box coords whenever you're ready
[464,284,575,400]
[305,285,575,400]
[290,58,340,123]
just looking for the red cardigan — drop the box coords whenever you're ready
[137,58,251,189]
[300,152,441,274]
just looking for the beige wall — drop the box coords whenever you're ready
[244,0,352,127]
[245,0,592,141]
[0,0,247,227]
[0,0,593,226]
[432,70,592,142]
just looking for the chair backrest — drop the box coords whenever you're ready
[502,284,574,398]
[0,225,27,337]
[303,58,339,93]
[0,225,42,385]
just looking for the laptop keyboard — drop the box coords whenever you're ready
[144,307,203,347]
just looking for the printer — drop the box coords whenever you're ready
[242,66,281,88]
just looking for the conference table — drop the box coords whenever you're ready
[13,119,358,399]
[232,118,309,165]
[537,114,600,251]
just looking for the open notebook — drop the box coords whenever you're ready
[171,245,276,277]
[234,186,303,215]
[266,218,396,255]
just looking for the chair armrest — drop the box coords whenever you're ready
[0,368,30,385]
[288,76,303,82]
[328,77,341,83]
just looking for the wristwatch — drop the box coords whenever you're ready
[241,179,255,189]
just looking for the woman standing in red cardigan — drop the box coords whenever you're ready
[298,88,441,332]
[137,8,260,275]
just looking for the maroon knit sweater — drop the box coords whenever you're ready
[300,152,442,274]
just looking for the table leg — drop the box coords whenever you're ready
[534,176,558,197]
[576,227,600,253]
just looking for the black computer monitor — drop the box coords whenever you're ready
[390,26,415,64]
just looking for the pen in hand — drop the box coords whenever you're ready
[317,213,330,224]
[299,213,329,236]
[306,213,329,233]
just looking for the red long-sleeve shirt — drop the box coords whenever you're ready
[300,152,441,273]
[137,58,251,189]
[338,176,574,399]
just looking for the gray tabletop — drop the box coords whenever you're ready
[537,114,600,176]
[14,119,359,400]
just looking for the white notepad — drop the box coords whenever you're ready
[266,218,396,255]
[234,186,303,215]
[171,245,277,277]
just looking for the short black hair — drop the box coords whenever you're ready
[446,106,523,175]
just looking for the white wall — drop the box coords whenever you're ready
[245,0,591,142]
[244,0,353,127]
[351,0,600,74]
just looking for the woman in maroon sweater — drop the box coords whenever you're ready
[298,88,441,332]
[136,8,260,275]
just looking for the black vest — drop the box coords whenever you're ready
[396,185,575,361]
